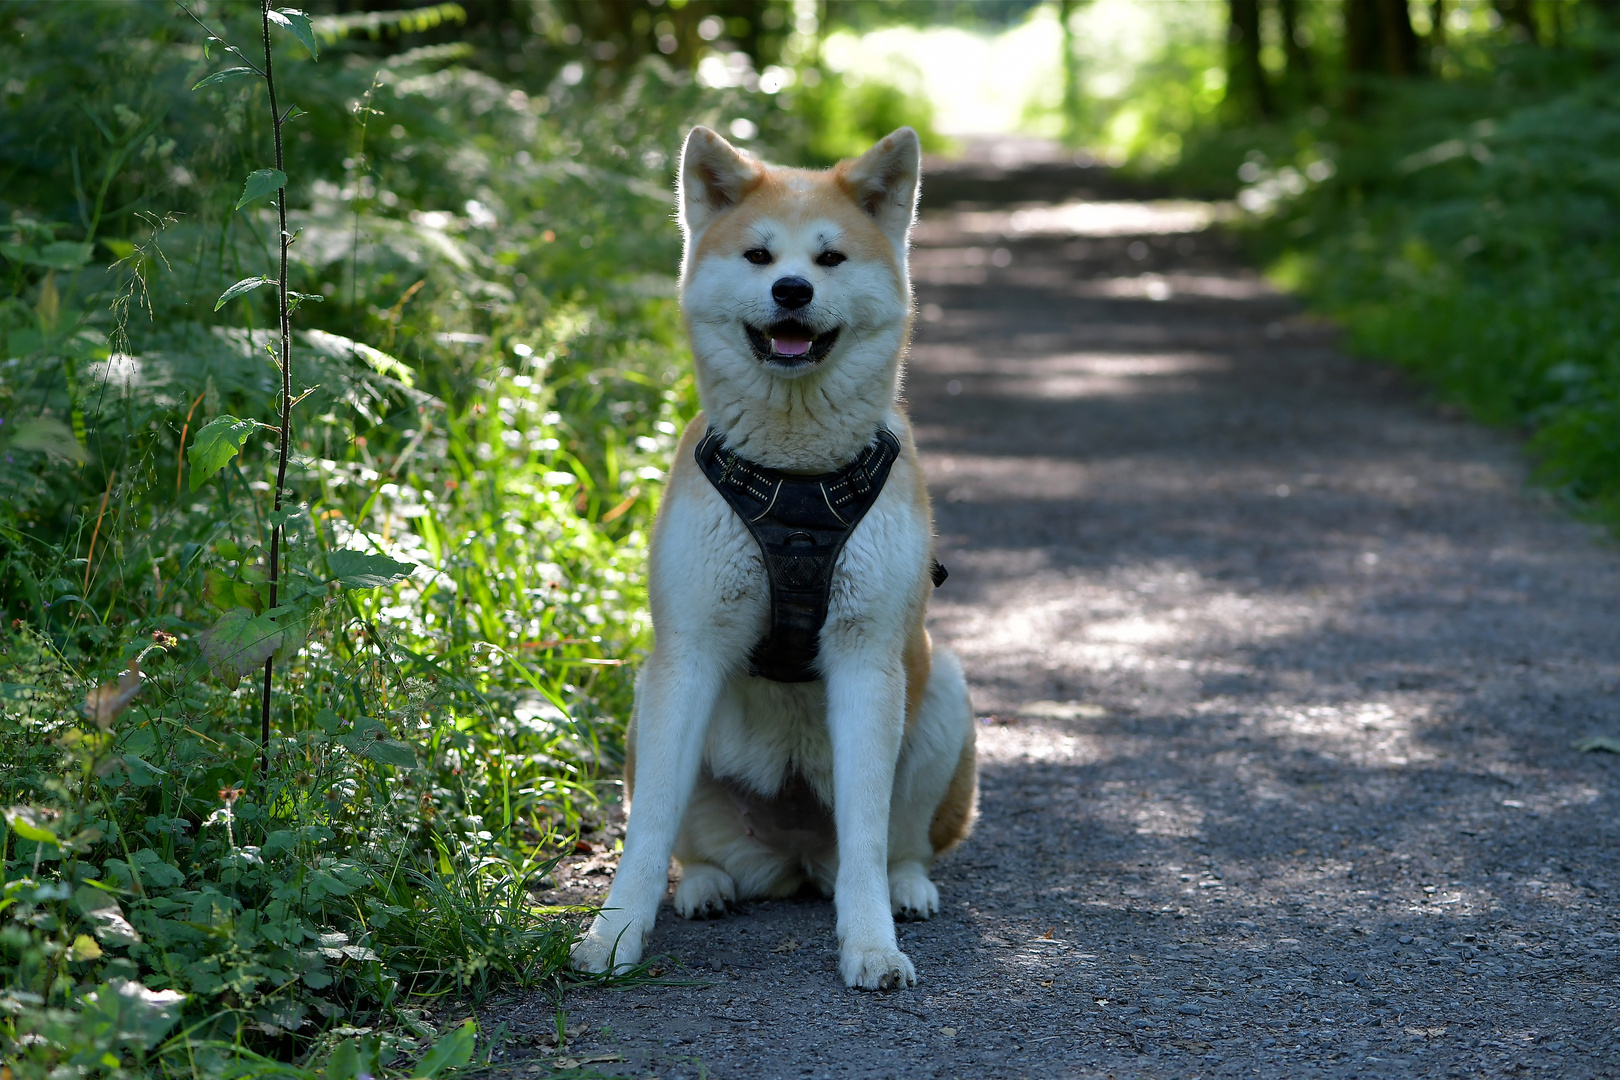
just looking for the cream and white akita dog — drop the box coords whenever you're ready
[568,125,977,991]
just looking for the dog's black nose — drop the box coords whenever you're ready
[771,276,814,310]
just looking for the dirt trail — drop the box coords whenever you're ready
[502,147,1620,1079]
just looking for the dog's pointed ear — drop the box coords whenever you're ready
[841,127,921,245]
[679,126,761,238]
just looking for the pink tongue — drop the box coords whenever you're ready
[772,337,812,357]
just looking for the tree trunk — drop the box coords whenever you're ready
[1344,0,1425,114]
[1059,0,1084,142]
[1227,0,1273,120]
[1494,0,1540,43]
[1378,0,1424,75]
[1278,0,1315,100]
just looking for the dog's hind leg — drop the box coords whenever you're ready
[570,653,726,974]
[673,770,822,917]
[887,647,976,920]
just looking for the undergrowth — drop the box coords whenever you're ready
[0,2,792,1074]
[1175,32,1620,529]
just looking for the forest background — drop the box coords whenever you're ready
[2,0,1615,1076]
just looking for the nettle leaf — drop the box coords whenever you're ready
[213,275,275,312]
[188,416,259,490]
[197,607,283,689]
[269,9,319,60]
[235,168,287,211]
[362,739,417,769]
[327,550,415,590]
[192,67,257,90]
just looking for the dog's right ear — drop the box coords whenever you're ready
[679,126,761,238]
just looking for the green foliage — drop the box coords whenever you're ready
[187,417,260,489]
[1242,36,1620,526]
[234,170,287,211]
[782,71,945,165]
[0,0,772,1073]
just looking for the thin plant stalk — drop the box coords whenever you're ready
[259,0,293,781]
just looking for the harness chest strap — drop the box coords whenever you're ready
[695,426,945,683]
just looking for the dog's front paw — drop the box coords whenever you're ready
[569,914,645,974]
[673,863,735,919]
[840,942,917,991]
[888,862,939,921]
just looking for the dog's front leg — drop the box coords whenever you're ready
[825,655,914,990]
[569,649,723,974]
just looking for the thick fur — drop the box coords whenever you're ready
[569,126,977,991]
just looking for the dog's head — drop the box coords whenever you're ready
[677,126,920,387]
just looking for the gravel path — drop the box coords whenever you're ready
[501,155,1620,1079]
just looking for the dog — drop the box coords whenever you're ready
[568,125,976,991]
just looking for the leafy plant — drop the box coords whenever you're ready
[0,2,734,1074]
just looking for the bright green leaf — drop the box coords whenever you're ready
[192,66,257,90]
[235,168,287,210]
[417,1020,476,1078]
[270,9,319,60]
[327,550,415,590]
[187,416,258,490]
[4,806,60,844]
[213,275,275,312]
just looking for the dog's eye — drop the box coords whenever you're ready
[743,248,773,265]
[815,250,847,268]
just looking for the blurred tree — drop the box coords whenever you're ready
[538,0,795,75]
[1058,0,1086,143]
[1346,0,1424,78]
[1345,0,1424,113]
[1494,0,1540,43]
[1277,0,1316,101]
[1227,0,1274,120]
[821,1,1042,31]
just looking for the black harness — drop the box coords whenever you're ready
[695,426,946,683]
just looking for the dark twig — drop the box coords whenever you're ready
[258,0,294,781]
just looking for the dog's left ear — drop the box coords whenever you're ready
[841,127,922,245]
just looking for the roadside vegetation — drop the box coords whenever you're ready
[0,1,944,1075]
[1051,0,1620,527]
[8,0,1618,1076]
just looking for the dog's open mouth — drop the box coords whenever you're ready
[745,320,841,368]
